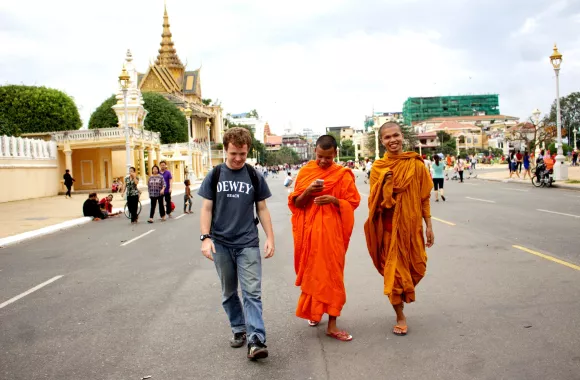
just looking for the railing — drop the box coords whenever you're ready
[160,141,210,152]
[0,135,57,159]
[50,128,160,144]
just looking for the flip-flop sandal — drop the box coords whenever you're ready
[393,325,408,336]
[326,331,353,341]
[308,320,319,327]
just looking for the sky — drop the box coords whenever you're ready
[1,0,580,136]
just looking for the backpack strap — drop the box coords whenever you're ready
[210,164,222,231]
[245,164,261,225]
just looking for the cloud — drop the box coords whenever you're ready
[1,0,579,135]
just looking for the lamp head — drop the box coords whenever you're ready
[184,107,192,118]
[118,64,131,89]
[550,44,563,69]
[205,118,211,129]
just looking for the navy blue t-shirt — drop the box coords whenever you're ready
[198,164,271,248]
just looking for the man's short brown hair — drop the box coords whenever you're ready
[223,127,252,150]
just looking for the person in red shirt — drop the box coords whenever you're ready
[515,150,523,173]
[99,194,121,216]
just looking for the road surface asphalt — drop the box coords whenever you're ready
[1,169,579,380]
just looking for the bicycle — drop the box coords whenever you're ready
[124,199,142,219]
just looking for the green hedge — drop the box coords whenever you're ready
[0,85,81,135]
[88,92,188,144]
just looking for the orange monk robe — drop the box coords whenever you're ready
[364,152,433,305]
[288,161,361,321]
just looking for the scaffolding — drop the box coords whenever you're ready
[402,94,500,125]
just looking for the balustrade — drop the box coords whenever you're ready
[0,135,56,159]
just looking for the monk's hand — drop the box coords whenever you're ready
[386,171,393,179]
[425,226,435,248]
[264,238,275,259]
[313,195,338,206]
[306,181,324,195]
[201,238,216,261]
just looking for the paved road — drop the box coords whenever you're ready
[1,171,579,380]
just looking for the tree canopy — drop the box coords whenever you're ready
[0,85,82,136]
[264,146,301,165]
[549,92,580,145]
[88,93,188,144]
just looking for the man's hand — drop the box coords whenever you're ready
[314,195,338,206]
[264,238,275,259]
[306,181,324,195]
[201,238,216,261]
[425,226,435,248]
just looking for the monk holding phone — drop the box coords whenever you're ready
[289,135,360,341]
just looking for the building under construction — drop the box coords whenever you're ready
[402,94,500,125]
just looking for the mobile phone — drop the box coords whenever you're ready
[316,179,324,186]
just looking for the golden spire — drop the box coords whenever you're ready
[155,3,184,69]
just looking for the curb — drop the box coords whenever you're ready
[476,177,580,191]
[0,187,197,249]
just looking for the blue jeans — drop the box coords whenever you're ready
[212,242,265,344]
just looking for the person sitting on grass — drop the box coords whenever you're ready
[99,194,121,216]
[83,193,107,221]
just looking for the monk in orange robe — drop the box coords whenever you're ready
[289,135,361,341]
[364,122,434,336]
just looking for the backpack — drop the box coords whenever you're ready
[210,163,261,227]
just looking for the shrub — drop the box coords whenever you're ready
[0,85,81,135]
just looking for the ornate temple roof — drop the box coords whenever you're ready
[155,4,184,70]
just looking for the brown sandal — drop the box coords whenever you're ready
[326,331,353,341]
[393,325,408,336]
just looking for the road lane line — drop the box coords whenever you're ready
[462,183,479,186]
[504,188,529,192]
[0,275,64,310]
[466,197,496,203]
[121,230,155,247]
[175,214,186,220]
[359,193,369,197]
[432,217,456,226]
[513,245,580,271]
[537,209,580,219]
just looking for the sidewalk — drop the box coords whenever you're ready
[477,165,580,190]
[0,182,200,243]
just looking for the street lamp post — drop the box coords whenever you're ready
[221,130,226,162]
[184,107,193,180]
[550,44,568,180]
[418,142,422,156]
[532,108,542,157]
[337,140,341,163]
[205,118,212,170]
[574,128,578,151]
[455,136,460,157]
[374,125,380,160]
[118,65,131,176]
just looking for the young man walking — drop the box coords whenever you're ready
[198,127,275,361]
[364,122,434,336]
[159,161,173,217]
[289,135,360,341]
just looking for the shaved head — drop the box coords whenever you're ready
[379,122,402,138]
[316,134,338,150]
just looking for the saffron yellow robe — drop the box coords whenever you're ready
[364,152,432,305]
[289,161,361,321]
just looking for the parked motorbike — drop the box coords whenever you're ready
[531,159,554,187]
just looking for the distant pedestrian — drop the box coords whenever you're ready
[522,151,532,180]
[516,150,523,173]
[147,165,166,223]
[456,155,465,183]
[509,153,520,179]
[159,161,173,218]
[184,179,193,214]
[432,155,446,202]
[470,155,477,170]
[423,155,432,173]
[63,169,75,198]
[572,150,578,166]
[121,167,140,224]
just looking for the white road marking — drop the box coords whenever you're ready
[537,209,580,219]
[462,183,479,186]
[175,214,186,220]
[120,230,155,246]
[504,188,529,192]
[466,197,496,203]
[359,193,369,197]
[0,275,63,310]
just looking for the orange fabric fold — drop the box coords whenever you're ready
[289,161,361,321]
[364,152,433,305]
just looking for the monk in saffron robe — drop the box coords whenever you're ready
[364,122,434,336]
[289,135,361,341]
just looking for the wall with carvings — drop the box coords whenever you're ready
[0,136,59,203]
